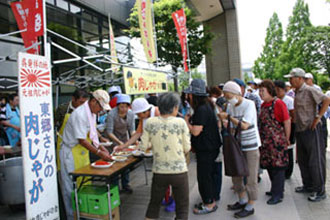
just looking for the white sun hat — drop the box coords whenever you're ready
[131,98,152,114]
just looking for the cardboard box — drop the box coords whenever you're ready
[74,206,120,220]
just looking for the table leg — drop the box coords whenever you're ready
[74,181,80,220]
[107,183,112,220]
[143,158,148,185]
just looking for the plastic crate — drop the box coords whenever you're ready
[71,188,89,213]
[87,185,120,215]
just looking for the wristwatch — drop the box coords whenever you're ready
[315,114,321,118]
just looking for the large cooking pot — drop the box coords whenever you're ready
[0,157,25,205]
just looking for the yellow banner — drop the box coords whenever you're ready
[123,67,168,95]
[108,15,119,74]
[137,0,157,63]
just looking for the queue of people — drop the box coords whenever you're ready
[1,66,329,220]
[52,67,329,220]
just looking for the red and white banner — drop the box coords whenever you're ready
[27,0,44,38]
[10,0,43,54]
[172,8,188,72]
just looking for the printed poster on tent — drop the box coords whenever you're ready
[18,52,59,220]
[123,66,168,95]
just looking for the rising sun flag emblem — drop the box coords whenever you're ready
[20,68,50,88]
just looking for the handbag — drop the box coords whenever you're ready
[221,115,249,177]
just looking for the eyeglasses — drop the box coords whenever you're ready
[95,99,103,109]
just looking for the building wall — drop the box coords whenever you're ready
[77,0,134,27]
[204,8,242,86]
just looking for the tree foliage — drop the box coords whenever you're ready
[252,13,283,79]
[303,26,330,78]
[274,0,313,78]
[126,0,214,71]
[252,0,330,89]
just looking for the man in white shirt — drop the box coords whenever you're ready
[60,90,111,219]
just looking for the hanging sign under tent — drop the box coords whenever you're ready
[123,66,168,95]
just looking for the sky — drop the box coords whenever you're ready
[236,0,330,68]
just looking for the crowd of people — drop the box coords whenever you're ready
[0,67,329,220]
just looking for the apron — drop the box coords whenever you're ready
[60,138,91,219]
[5,104,20,147]
[56,104,74,171]
[113,115,130,145]
[259,99,288,169]
[109,114,130,152]
[56,113,70,171]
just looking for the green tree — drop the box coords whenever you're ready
[178,68,205,90]
[252,13,283,79]
[274,0,313,78]
[303,26,330,78]
[127,0,214,91]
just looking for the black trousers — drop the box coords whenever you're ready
[285,149,294,179]
[213,162,223,201]
[146,172,189,220]
[321,116,328,148]
[196,151,218,204]
[267,168,285,199]
[296,124,326,193]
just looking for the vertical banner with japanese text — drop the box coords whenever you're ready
[10,0,43,54]
[108,15,119,74]
[123,66,168,95]
[27,0,44,38]
[172,9,188,72]
[137,0,157,63]
[18,52,59,220]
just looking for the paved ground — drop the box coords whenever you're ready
[1,122,330,220]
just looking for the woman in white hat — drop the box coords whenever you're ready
[114,97,160,152]
[219,81,261,218]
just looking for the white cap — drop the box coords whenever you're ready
[285,82,291,87]
[131,98,152,114]
[223,81,242,95]
[304,73,313,79]
[325,90,330,97]
[108,86,121,94]
[254,78,262,84]
[92,90,111,111]
[246,86,254,92]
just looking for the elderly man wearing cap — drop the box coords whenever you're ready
[60,90,112,219]
[219,81,261,218]
[285,68,330,202]
[106,94,135,193]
